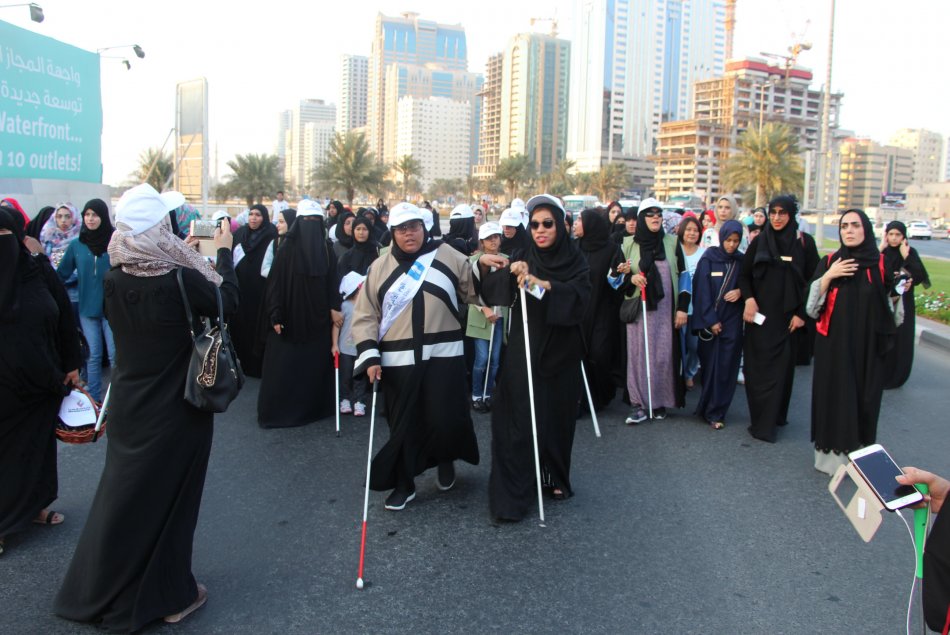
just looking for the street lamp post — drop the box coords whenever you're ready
[96,44,145,70]
[0,2,43,22]
[815,0,836,247]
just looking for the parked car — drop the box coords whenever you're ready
[906,221,933,240]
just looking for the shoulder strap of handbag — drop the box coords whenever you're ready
[713,262,736,311]
[176,267,225,337]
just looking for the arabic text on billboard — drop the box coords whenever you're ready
[0,20,102,182]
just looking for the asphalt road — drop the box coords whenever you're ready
[3,342,949,634]
[906,236,950,260]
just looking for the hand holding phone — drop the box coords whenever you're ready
[849,444,924,511]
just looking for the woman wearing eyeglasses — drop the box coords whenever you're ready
[738,195,819,443]
[482,195,591,520]
[615,198,689,424]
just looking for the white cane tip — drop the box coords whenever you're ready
[356,578,364,590]
[539,522,546,528]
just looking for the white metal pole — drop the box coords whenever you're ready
[519,286,545,525]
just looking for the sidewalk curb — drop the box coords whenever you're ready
[917,317,950,353]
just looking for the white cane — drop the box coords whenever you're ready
[483,306,497,399]
[640,285,653,419]
[93,382,110,442]
[579,362,601,437]
[519,286,546,526]
[334,351,341,437]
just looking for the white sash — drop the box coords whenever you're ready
[379,249,438,339]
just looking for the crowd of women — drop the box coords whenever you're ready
[0,185,932,631]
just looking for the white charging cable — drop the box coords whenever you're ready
[895,505,931,635]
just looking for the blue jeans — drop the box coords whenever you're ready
[472,319,503,399]
[79,315,116,402]
[681,314,700,380]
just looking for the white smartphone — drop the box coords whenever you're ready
[848,444,923,511]
[753,312,766,325]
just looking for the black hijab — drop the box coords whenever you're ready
[285,215,330,277]
[334,211,355,249]
[338,216,380,277]
[78,198,114,257]
[753,194,806,313]
[234,204,278,254]
[361,207,386,243]
[274,208,297,251]
[390,221,439,265]
[0,207,40,322]
[26,206,54,240]
[881,220,907,276]
[635,205,667,310]
[836,209,881,269]
[500,223,528,255]
[524,204,588,283]
[578,208,610,253]
[704,220,745,265]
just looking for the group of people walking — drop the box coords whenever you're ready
[0,184,933,632]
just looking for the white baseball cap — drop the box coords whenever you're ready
[498,208,522,227]
[637,197,662,214]
[297,199,325,217]
[450,203,474,220]
[478,222,502,240]
[116,183,185,235]
[510,197,526,209]
[339,271,366,298]
[525,194,565,215]
[387,202,425,228]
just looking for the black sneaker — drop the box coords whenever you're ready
[482,397,492,411]
[384,489,416,511]
[437,461,455,491]
[653,408,667,420]
[625,407,647,424]
[472,399,486,413]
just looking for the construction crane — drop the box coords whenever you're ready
[760,22,812,84]
[529,17,558,37]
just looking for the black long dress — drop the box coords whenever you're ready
[739,220,818,442]
[257,217,341,428]
[54,250,238,633]
[810,247,896,459]
[0,220,81,542]
[487,206,591,521]
[577,210,623,411]
[882,242,929,389]
[231,212,278,377]
[793,231,820,366]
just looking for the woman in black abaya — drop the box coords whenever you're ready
[55,183,238,631]
[0,208,81,556]
[808,209,899,474]
[486,196,591,521]
[739,195,818,443]
[574,208,623,411]
[257,202,342,428]
[337,215,379,279]
[880,221,930,389]
[332,210,355,261]
[231,204,278,377]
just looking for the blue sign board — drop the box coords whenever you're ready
[0,20,102,182]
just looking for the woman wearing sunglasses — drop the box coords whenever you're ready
[481,195,591,521]
[614,198,690,424]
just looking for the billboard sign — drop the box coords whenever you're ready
[175,78,208,204]
[880,192,906,210]
[0,20,102,182]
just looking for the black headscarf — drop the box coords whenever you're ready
[26,206,55,240]
[836,209,881,269]
[704,220,745,265]
[578,208,610,253]
[326,200,344,228]
[0,207,40,322]
[390,221,439,265]
[78,198,114,257]
[334,211,355,249]
[635,204,667,310]
[880,219,931,290]
[524,204,588,283]
[500,223,528,255]
[360,207,387,244]
[285,215,330,277]
[274,208,297,251]
[338,216,380,278]
[234,204,277,254]
[753,194,806,313]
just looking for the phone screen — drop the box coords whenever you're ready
[852,449,919,507]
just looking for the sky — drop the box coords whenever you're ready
[3,0,947,186]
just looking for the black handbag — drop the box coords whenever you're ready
[619,293,642,323]
[175,268,244,413]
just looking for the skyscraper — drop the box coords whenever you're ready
[499,33,570,175]
[396,96,472,189]
[284,99,336,195]
[368,12,469,162]
[338,54,368,134]
[568,0,725,183]
[473,52,504,180]
[888,128,945,187]
[275,109,292,169]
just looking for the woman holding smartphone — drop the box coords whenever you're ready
[880,221,930,389]
[806,209,901,475]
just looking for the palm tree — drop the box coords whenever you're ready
[721,123,805,208]
[548,159,576,197]
[313,132,387,205]
[393,154,424,201]
[220,154,284,208]
[427,178,462,202]
[134,147,173,192]
[465,174,482,202]
[591,162,630,202]
[572,171,595,196]
[496,154,535,203]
